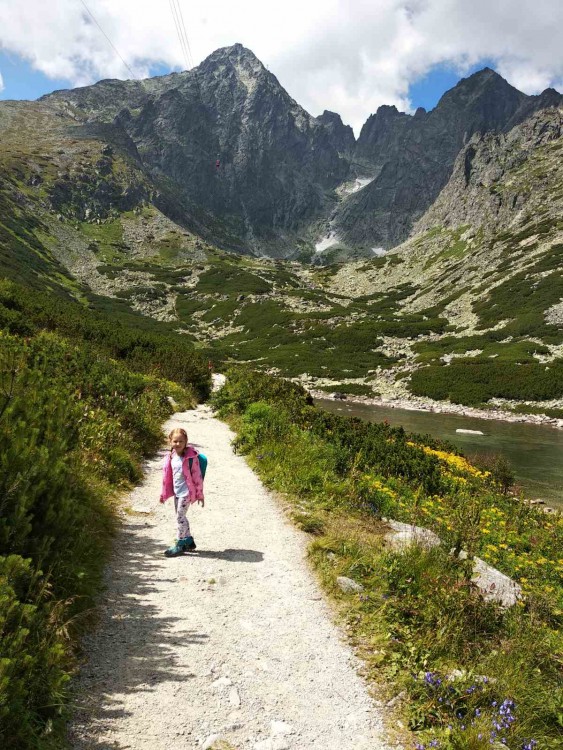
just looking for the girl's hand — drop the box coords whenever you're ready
[159,497,166,504]
[198,498,205,507]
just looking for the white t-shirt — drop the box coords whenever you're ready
[171,452,189,498]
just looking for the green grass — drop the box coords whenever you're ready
[473,243,563,343]
[413,335,550,365]
[196,265,272,295]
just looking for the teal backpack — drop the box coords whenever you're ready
[189,453,207,479]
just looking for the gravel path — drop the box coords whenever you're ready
[68,406,390,750]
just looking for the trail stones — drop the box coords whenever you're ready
[384,520,441,551]
[202,734,222,749]
[211,676,232,689]
[254,739,290,750]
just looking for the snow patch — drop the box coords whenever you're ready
[336,176,373,197]
[315,232,341,253]
[372,247,386,257]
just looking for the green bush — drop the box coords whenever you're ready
[0,279,211,399]
[0,329,192,748]
[410,359,563,405]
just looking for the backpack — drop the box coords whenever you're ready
[189,453,207,479]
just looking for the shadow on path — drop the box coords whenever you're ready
[68,521,208,749]
[186,548,264,563]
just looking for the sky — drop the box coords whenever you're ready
[0,1,562,135]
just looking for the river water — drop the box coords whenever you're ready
[314,398,563,510]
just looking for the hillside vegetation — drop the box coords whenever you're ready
[0,281,210,749]
[1,92,562,418]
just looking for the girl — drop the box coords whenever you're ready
[159,427,205,557]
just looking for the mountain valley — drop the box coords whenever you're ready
[1,45,562,419]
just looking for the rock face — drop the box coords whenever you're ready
[415,107,563,235]
[334,68,563,249]
[315,110,356,156]
[26,49,563,257]
[45,44,350,256]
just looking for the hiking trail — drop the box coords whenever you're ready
[68,405,391,750]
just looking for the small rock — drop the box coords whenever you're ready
[229,687,241,707]
[386,690,406,708]
[447,669,466,681]
[211,676,232,689]
[223,720,244,731]
[270,720,295,736]
[255,740,289,750]
[336,576,364,593]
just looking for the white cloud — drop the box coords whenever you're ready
[0,70,3,93]
[0,1,562,133]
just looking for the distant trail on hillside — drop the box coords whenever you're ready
[68,405,390,750]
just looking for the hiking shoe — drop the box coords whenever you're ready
[164,540,185,557]
[180,536,197,551]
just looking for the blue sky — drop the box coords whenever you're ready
[0,51,174,101]
[407,60,497,111]
[1,49,498,117]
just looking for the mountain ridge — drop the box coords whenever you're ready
[0,67,562,419]
[30,44,561,257]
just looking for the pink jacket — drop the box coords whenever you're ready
[160,446,204,503]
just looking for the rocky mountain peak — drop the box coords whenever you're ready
[316,110,356,154]
[434,66,526,115]
[198,43,268,83]
[29,51,563,259]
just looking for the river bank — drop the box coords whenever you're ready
[312,395,563,510]
[309,390,563,431]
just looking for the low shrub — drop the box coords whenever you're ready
[410,360,563,405]
[0,279,211,399]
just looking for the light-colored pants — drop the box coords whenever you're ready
[174,495,191,539]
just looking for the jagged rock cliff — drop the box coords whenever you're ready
[334,69,562,250]
[45,44,350,256]
[414,107,563,235]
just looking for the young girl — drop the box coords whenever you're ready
[159,427,205,557]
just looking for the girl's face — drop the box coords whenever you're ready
[170,433,187,455]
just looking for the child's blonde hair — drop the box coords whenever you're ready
[169,427,188,453]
